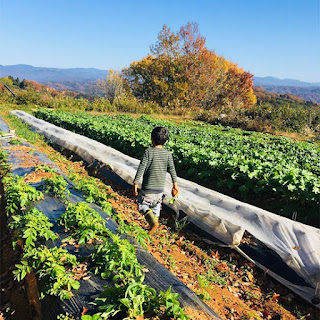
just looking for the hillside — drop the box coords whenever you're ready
[253,77,320,103]
[253,86,319,107]
[256,85,320,103]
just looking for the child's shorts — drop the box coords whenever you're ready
[137,190,164,218]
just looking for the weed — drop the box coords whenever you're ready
[197,288,211,301]
[165,254,177,270]
[9,138,24,145]
[3,113,43,144]
[35,164,57,173]
[174,216,190,233]
[197,274,209,288]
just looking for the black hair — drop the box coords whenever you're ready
[151,126,169,145]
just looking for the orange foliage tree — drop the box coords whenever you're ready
[123,22,256,110]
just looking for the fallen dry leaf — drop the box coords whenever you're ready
[82,307,88,315]
[272,293,280,301]
[247,271,254,282]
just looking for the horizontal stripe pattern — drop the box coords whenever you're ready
[134,147,177,192]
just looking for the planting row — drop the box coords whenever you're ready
[0,148,190,320]
[34,109,320,226]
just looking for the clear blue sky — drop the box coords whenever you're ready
[0,0,319,82]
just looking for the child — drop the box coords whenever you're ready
[133,126,179,235]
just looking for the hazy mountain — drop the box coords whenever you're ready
[253,77,320,103]
[254,76,320,87]
[255,85,320,103]
[0,64,108,83]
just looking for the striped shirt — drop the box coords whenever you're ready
[133,147,178,193]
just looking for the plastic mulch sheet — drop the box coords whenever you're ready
[0,117,220,319]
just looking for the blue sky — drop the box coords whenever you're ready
[0,0,319,82]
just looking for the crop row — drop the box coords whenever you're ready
[34,109,320,226]
[0,147,189,319]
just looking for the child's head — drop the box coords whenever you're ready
[151,127,169,146]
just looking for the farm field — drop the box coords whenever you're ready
[34,109,320,227]
[0,106,319,319]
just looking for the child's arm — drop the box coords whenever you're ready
[172,182,179,197]
[133,183,139,197]
[168,153,179,197]
[133,149,149,196]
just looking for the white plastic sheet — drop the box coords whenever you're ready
[12,110,320,305]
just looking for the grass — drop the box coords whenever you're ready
[3,113,43,145]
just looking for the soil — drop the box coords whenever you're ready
[3,146,41,169]
[0,140,319,319]
[23,171,54,183]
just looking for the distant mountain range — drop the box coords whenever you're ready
[253,76,320,87]
[1,64,319,102]
[253,77,320,103]
[0,64,108,83]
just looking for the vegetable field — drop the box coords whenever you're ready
[0,143,197,319]
[1,109,319,320]
[34,109,320,227]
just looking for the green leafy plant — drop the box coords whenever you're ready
[43,174,70,200]
[3,174,43,215]
[57,202,108,244]
[71,175,151,247]
[0,149,11,177]
[92,282,189,320]
[119,279,157,318]
[2,171,79,301]
[81,315,102,320]
[73,176,111,206]
[117,219,150,248]
[13,246,79,300]
[9,207,58,249]
[9,138,24,145]
[35,164,57,173]
[157,286,190,320]
[92,233,143,284]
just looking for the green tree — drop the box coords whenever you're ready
[0,77,14,86]
[20,79,28,89]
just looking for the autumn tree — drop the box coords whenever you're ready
[123,22,256,110]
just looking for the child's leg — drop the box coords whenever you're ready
[137,192,162,215]
[137,192,151,214]
[151,201,162,218]
[137,192,162,235]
